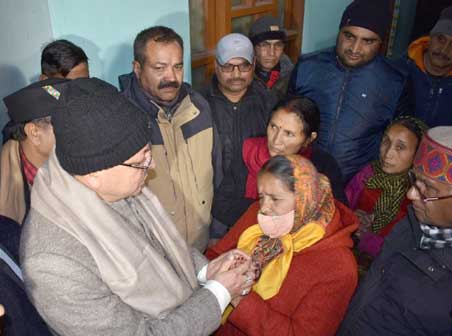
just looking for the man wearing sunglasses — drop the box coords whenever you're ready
[339,126,452,335]
[201,33,277,239]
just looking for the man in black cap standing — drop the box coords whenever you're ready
[0,78,68,224]
[289,0,405,182]
[397,5,452,127]
[249,15,293,100]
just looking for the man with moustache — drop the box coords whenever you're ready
[338,126,452,335]
[398,5,452,127]
[289,0,405,182]
[200,33,276,238]
[120,26,221,252]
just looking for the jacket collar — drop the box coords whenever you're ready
[119,72,190,118]
[407,206,452,271]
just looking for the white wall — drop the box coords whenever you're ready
[302,0,351,54]
[47,0,192,86]
[0,0,53,142]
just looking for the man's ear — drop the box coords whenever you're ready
[23,122,40,146]
[39,74,48,81]
[133,61,141,79]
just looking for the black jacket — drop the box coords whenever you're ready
[310,144,347,205]
[0,216,52,336]
[338,207,452,335]
[200,78,277,236]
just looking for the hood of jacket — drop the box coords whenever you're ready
[299,201,358,255]
[408,36,452,76]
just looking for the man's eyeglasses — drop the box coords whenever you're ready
[256,41,285,51]
[408,169,452,203]
[218,61,253,73]
[120,155,153,170]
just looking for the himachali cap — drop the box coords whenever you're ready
[431,6,452,36]
[413,126,452,184]
[216,33,254,65]
[3,78,69,124]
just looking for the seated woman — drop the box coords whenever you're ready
[207,155,358,336]
[345,116,427,260]
[243,96,347,205]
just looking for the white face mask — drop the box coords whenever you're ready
[257,210,295,238]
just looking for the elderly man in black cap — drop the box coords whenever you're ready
[397,5,452,127]
[0,78,68,224]
[20,78,256,336]
[289,0,405,182]
[249,15,293,100]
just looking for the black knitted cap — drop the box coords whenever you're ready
[3,78,69,123]
[339,0,392,40]
[52,77,151,175]
[249,15,287,45]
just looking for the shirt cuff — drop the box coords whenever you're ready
[197,264,208,284]
[203,280,231,313]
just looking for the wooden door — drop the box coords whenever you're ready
[189,0,305,89]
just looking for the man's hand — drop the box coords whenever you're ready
[212,260,255,299]
[354,209,374,237]
[207,249,250,280]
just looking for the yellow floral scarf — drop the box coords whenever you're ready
[222,155,335,322]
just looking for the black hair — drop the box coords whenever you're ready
[41,40,88,77]
[258,155,295,192]
[387,116,428,149]
[270,96,320,137]
[134,26,184,66]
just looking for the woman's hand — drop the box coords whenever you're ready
[354,209,374,237]
[207,249,250,280]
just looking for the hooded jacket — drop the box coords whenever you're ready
[206,200,358,336]
[119,72,221,251]
[397,36,452,127]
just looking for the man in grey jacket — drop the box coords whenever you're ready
[20,78,254,336]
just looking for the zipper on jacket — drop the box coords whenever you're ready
[158,120,178,201]
[329,71,350,147]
